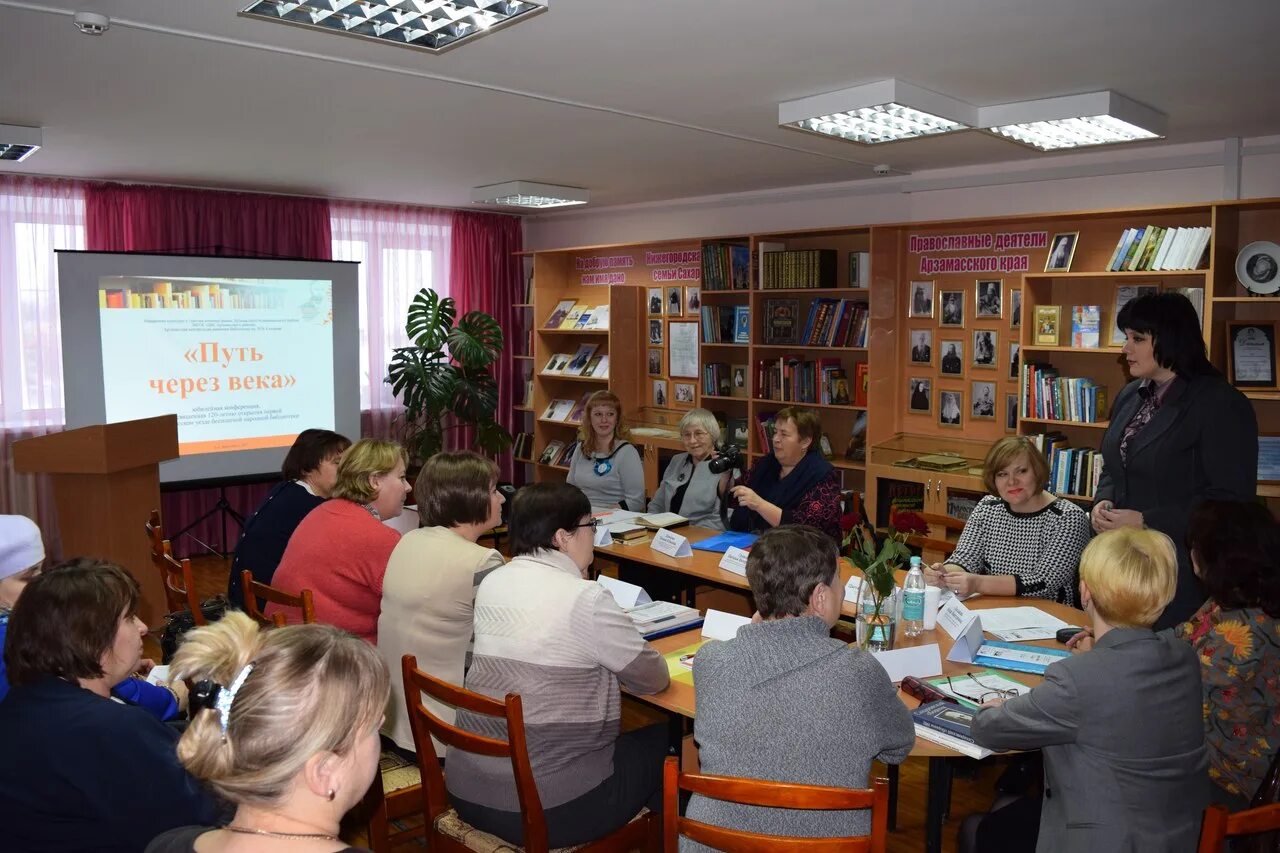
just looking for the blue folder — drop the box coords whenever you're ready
[692,531,758,553]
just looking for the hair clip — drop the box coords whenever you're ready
[190,679,223,715]
[214,663,255,738]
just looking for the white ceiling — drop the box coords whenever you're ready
[2,0,1278,210]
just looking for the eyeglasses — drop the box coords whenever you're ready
[681,430,711,440]
[946,674,1018,705]
[569,518,601,532]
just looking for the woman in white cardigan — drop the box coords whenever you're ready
[377,451,505,758]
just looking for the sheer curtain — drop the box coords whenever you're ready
[0,176,86,549]
[329,201,452,440]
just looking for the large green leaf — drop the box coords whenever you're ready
[448,311,504,368]
[451,368,499,422]
[404,288,456,351]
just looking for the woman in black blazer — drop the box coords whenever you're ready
[1093,292,1258,629]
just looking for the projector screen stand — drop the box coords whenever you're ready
[172,485,246,558]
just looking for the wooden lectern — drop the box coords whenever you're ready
[12,415,179,625]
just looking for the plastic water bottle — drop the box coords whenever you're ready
[902,556,926,638]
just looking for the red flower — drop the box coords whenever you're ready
[891,511,929,536]
[840,510,861,535]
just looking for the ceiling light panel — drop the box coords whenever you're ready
[0,124,42,162]
[779,79,976,144]
[472,181,588,209]
[240,0,548,54]
[979,91,1166,151]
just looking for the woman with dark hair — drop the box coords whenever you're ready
[377,451,505,759]
[1092,291,1258,628]
[0,558,217,851]
[688,526,914,848]
[1176,500,1280,810]
[227,428,351,609]
[729,407,841,540]
[447,483,669,847]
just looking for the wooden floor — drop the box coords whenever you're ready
[173,551,1002,853]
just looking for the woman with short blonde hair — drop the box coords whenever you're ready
[267,439,410,642]
[647,408,731,530]
[566,390,645,511]
[926,436,1091,605]
[147,612,389,852]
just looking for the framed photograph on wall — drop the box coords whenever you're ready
[909,280,935,319]
[939,290,964,327]
[1226,321,1278,389]
[908,377,932,413]
[940,339,964,376]
[1009,342,1020,380]
[972,329,997,368]
[653,379,668,407]
[1045,232,1079,272]
[976,279,1003,319]
[1005,393,1019,433]
[666,286,683,317]
[647,348,663,376]
[971,381,996,419]
[939,390,962,427]
[649,319,664,345]
[1009,288,1022,329]
[910,329,933,365]
[685,287,700,314]
[673,382,696,404]
[647,288,663,316]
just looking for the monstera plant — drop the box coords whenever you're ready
[386,287,512,462]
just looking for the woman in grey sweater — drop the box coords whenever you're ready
[647,408,731,530]
[688,526,915,848]
[566,390,645,511]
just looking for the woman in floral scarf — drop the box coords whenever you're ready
[1176,499,1280,810]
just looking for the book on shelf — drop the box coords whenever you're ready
[512,432,534,461]
[853,362,869,408]
[798,298,869,347]
[734,306,751,344]
[818,433,834,458]
[763,298,801,345]
[828,368,851,405]
[1026,432,1105,498]
[1172,287,1205,330]
[701,243,752,291]
[538,440,566,465]
[545,299,576,329]
[567,392,592,424]
[524,270,534,303]
[700,305,742,344]
[703,362,731,397]
[566,343,598,375]
[1107,226,1211,272]
[850,251,870,288]
[583,354,609,378]
[1021,363,1108,423]
[761,249,838,289]
[843,411,868,462]
[573,308,594,329]
[561,306,586,329]
[554,441,577,467]
[756,241,785,289]
[582,304,609,330]
[755,354,850,405]
[1110,285,1159,345]
[1071,305,1101,348]
[541,398,576,421]
[754,411,778,451]
[523,378,533,406]
[542,352,572,375]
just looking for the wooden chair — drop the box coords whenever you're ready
[662,756,889,853]
[160,542,204,623]
[145,509,165,559]
[1198,801,1280,851]
[905,512,966,565]
[398,654,656,853]
[362,748,427,852]
[240,570,315,626]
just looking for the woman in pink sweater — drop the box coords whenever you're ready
[267,439,409,642]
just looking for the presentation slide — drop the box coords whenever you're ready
[58,252,361,485]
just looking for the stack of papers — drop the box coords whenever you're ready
[597,575,702,638]
[977,606,1072,641]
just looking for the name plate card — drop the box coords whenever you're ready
[702,608,751,641]
[719,546,749,576]
[596,574,651,609]
[650,528,693,558]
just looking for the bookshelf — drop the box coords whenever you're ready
[511,262,536,476]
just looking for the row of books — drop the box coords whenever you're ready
[799,298,870,347]
[541,344,609,378]
[701,242,752,291]
[754,357,868,406]
[1027,432,1106,498]
[1021,362,1108,423]
[702,362,749,398]
[543,299,610,330]
[1105,225,1211,272]
[100,283,285,310]
[537,439,576,467]
[759,249,838,290]
[540,393,592,424]
[700,304,750,343]
[512,432,535,462]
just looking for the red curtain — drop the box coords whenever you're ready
[450,211,524,481]
[84,182,332,557]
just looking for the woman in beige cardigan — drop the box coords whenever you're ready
[377,451,505,758]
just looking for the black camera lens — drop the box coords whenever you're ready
[708,444,741,474]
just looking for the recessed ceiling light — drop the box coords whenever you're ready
[0,124,42,162]
[980,91,1165,151]
[472,181,588,209]
[240,0,548,55]
[778,79,976,145]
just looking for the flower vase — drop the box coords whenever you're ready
[856,581,897,652]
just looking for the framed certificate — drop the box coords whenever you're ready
[1260,435,1280,484]
[1226,321,1278,390]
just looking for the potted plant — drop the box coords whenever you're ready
[386,287,513,463]
[843,508,929,651]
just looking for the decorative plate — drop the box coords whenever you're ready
[1236,241,1280,295]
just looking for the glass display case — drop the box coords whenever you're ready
[867,433,990,528]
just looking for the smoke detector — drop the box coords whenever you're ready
[73,11,110,35]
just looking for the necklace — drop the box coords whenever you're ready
[226,825,339,841]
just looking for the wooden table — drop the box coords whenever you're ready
[596,525,1086,853]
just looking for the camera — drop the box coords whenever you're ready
[708,444,743,475]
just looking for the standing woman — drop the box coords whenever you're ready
[647,408,731,530]
[566,390,645,512]
[1093,291,1258,629]
[227,428,351,610]
[268,439,410,643]
[729,407,841,541]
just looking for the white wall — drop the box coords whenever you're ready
[525,136,1280,249]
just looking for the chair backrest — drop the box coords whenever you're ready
[906,512,966,564]
[145,509,164,558]
[240,570,315,626]
[662,756,888,853]
[400,654,549,851]
[1198,802,1280,851]
[160,541,203,623]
